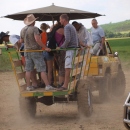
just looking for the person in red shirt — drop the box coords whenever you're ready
[40,23,50,50]
[40,23,54,85]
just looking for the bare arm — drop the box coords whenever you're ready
[20,38,24,43]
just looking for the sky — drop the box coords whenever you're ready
[0,0,130,35]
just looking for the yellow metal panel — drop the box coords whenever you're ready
[89,68,98,75]
[21,92,33,97]
[90,63,98,67]
[44,92,53,96]
[91,57,98,62]
[85,68,98,75]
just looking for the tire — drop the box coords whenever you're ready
[99,73,111,102]
[19,96,37,118]
[77,79,93,117]
[124,108,130,130]
[124,123,130,130]
[111,69,126,96]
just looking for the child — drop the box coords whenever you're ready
[40,23,54,85]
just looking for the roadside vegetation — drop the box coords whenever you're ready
[100,20,130,38]
[108,38,130,69]
[0,38,130,71]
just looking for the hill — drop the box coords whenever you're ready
[98,20,130,38]
[100,20,130,33]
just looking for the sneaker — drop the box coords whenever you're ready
[32,85,38,89]
[26,86,35,91]
[57,83,64,88]
[45,85,56,91]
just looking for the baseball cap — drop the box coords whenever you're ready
[9,35,20,45]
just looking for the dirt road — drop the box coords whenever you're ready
[0,71,129,130]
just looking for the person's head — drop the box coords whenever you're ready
[91,19,98,28]
[72,21,81,31]
[54,21,63,29]
[24,14,38,26]
[60,14,69,26]
[40,23,50,32]
[0,32,10,44]
[9,35,21,50]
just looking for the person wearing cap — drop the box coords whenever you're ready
[0,33,25,64]
[9,35,25,65]
[0,31,10,50]
[0,34,38,87]
[20,14,55,91]
[0,32,9,44]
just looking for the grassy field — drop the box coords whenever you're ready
[0,48,18,71]
[0,37,130,71]
[108,38,130,69]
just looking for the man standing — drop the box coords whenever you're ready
[20,14,55,91]
[58,14,78,91]
[91,19,105,55]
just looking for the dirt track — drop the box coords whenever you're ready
[0,70,129,130]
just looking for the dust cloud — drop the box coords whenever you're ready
[0,71,129,130]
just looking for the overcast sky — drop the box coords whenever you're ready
[0,0,130,35]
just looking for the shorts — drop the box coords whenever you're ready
[24,52,46,72]
[65,50,77,68]
[43,51,54,61]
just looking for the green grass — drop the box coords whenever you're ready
[108,38,130,69]
[0,38,130,71]
[0,48,19,71]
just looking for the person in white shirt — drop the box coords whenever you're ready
[72,21,93,53]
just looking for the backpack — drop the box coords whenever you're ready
[47,28,58,49]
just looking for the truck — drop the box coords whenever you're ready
[8,41,126,118]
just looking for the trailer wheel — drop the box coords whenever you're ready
[19,96,36,118]
[77,79,93,117]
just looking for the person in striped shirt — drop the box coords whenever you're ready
[57,14,78,91]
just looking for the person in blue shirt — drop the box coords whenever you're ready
[91,19,105,55]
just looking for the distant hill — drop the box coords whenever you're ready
[100,20,130,33]
[97,20,130,38]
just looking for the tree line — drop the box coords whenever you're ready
[105,30,130,38]
[99,20,130,38]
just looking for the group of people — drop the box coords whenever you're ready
[0,13,105,91]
